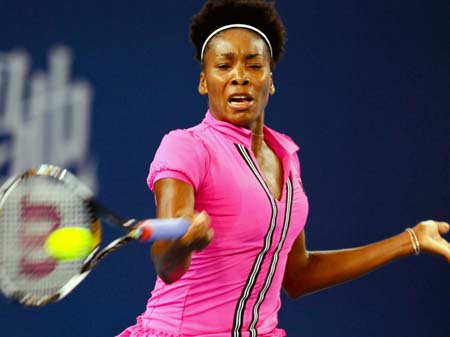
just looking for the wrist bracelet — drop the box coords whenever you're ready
[405,227,420,256]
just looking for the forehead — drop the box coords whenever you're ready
[206,28,270,57]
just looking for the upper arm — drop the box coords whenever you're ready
[282,230,310,298]
[151,178,195,260]
[154,178,195,218]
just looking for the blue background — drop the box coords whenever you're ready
[1,1,449,336]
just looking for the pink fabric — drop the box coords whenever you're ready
[116,111,309,337]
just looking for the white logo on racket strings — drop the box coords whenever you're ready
[0,46,96,190]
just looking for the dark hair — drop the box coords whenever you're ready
[189,0,287,66]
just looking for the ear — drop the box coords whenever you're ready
[269,73,276,95]
[198,72,208,95]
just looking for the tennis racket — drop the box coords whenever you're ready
[0,164,190,306]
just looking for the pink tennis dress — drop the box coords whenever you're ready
[117,111,309,337]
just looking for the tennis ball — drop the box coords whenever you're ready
[44,227,94,261]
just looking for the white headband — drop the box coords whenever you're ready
[200,24,273,62]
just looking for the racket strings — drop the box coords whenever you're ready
[0,176,91,303]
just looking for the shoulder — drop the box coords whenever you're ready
[156,126,208,156]
[149,126,212,191]
[161,123,209,146]
[266,126,300,152]
[266,126,303,177]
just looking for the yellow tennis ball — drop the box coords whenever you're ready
[44,227,94,261]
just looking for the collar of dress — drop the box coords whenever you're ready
[201,110,299,156]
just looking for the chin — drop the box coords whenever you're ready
[230,115,257,128]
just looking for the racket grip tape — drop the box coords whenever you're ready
[136,218,190,242]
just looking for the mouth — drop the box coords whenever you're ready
[228,94,254,110]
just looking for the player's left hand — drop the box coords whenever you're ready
[413,220,450,262]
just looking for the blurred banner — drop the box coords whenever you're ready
[0,46,96,189]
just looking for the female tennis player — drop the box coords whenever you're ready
[116,1,450,336]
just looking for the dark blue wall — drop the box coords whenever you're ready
[1,1,449,336]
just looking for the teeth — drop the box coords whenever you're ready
[230,96,251,102]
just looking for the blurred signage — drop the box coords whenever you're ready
[0,46,96,190]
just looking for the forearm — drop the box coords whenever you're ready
[151,239,193,284]
[284,230,415,298]
[151,208,197,284]
[151,179,196,284]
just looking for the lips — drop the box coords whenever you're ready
[228,93,254,110]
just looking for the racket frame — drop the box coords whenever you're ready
[0,164,189,306]
[0,164,133,306]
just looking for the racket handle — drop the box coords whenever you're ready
[135,218,190,242]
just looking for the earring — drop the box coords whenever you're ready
[270,85,276,95]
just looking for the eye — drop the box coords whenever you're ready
[217,64,231,70]
[248,64,263,69]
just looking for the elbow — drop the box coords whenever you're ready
[283,281,318,299]
[283,284,305,300]
[151,242,191,285]
[282,276,308,299]
[158,271,181,285]
[283,288,300,300]
[154,258,190,285]
[155,263,187,285]
[283,264,317,299]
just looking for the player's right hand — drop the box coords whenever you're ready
[181,211,213,251]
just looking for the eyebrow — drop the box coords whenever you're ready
[217,52,262,60]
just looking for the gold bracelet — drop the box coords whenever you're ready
[405,228,420,256]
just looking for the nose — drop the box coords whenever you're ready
[231,65,249,86]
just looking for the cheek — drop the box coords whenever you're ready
[258,80,271,99]
[207,74,227,94]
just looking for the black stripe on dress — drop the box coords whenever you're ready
[232,144,278,337]
[248,177,293,336]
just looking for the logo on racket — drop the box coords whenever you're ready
[19,196,61,278]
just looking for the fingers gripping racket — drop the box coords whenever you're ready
[0,164,189,306]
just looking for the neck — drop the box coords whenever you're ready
[251,115,265,156]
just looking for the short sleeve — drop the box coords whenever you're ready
[147,129,210,192]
